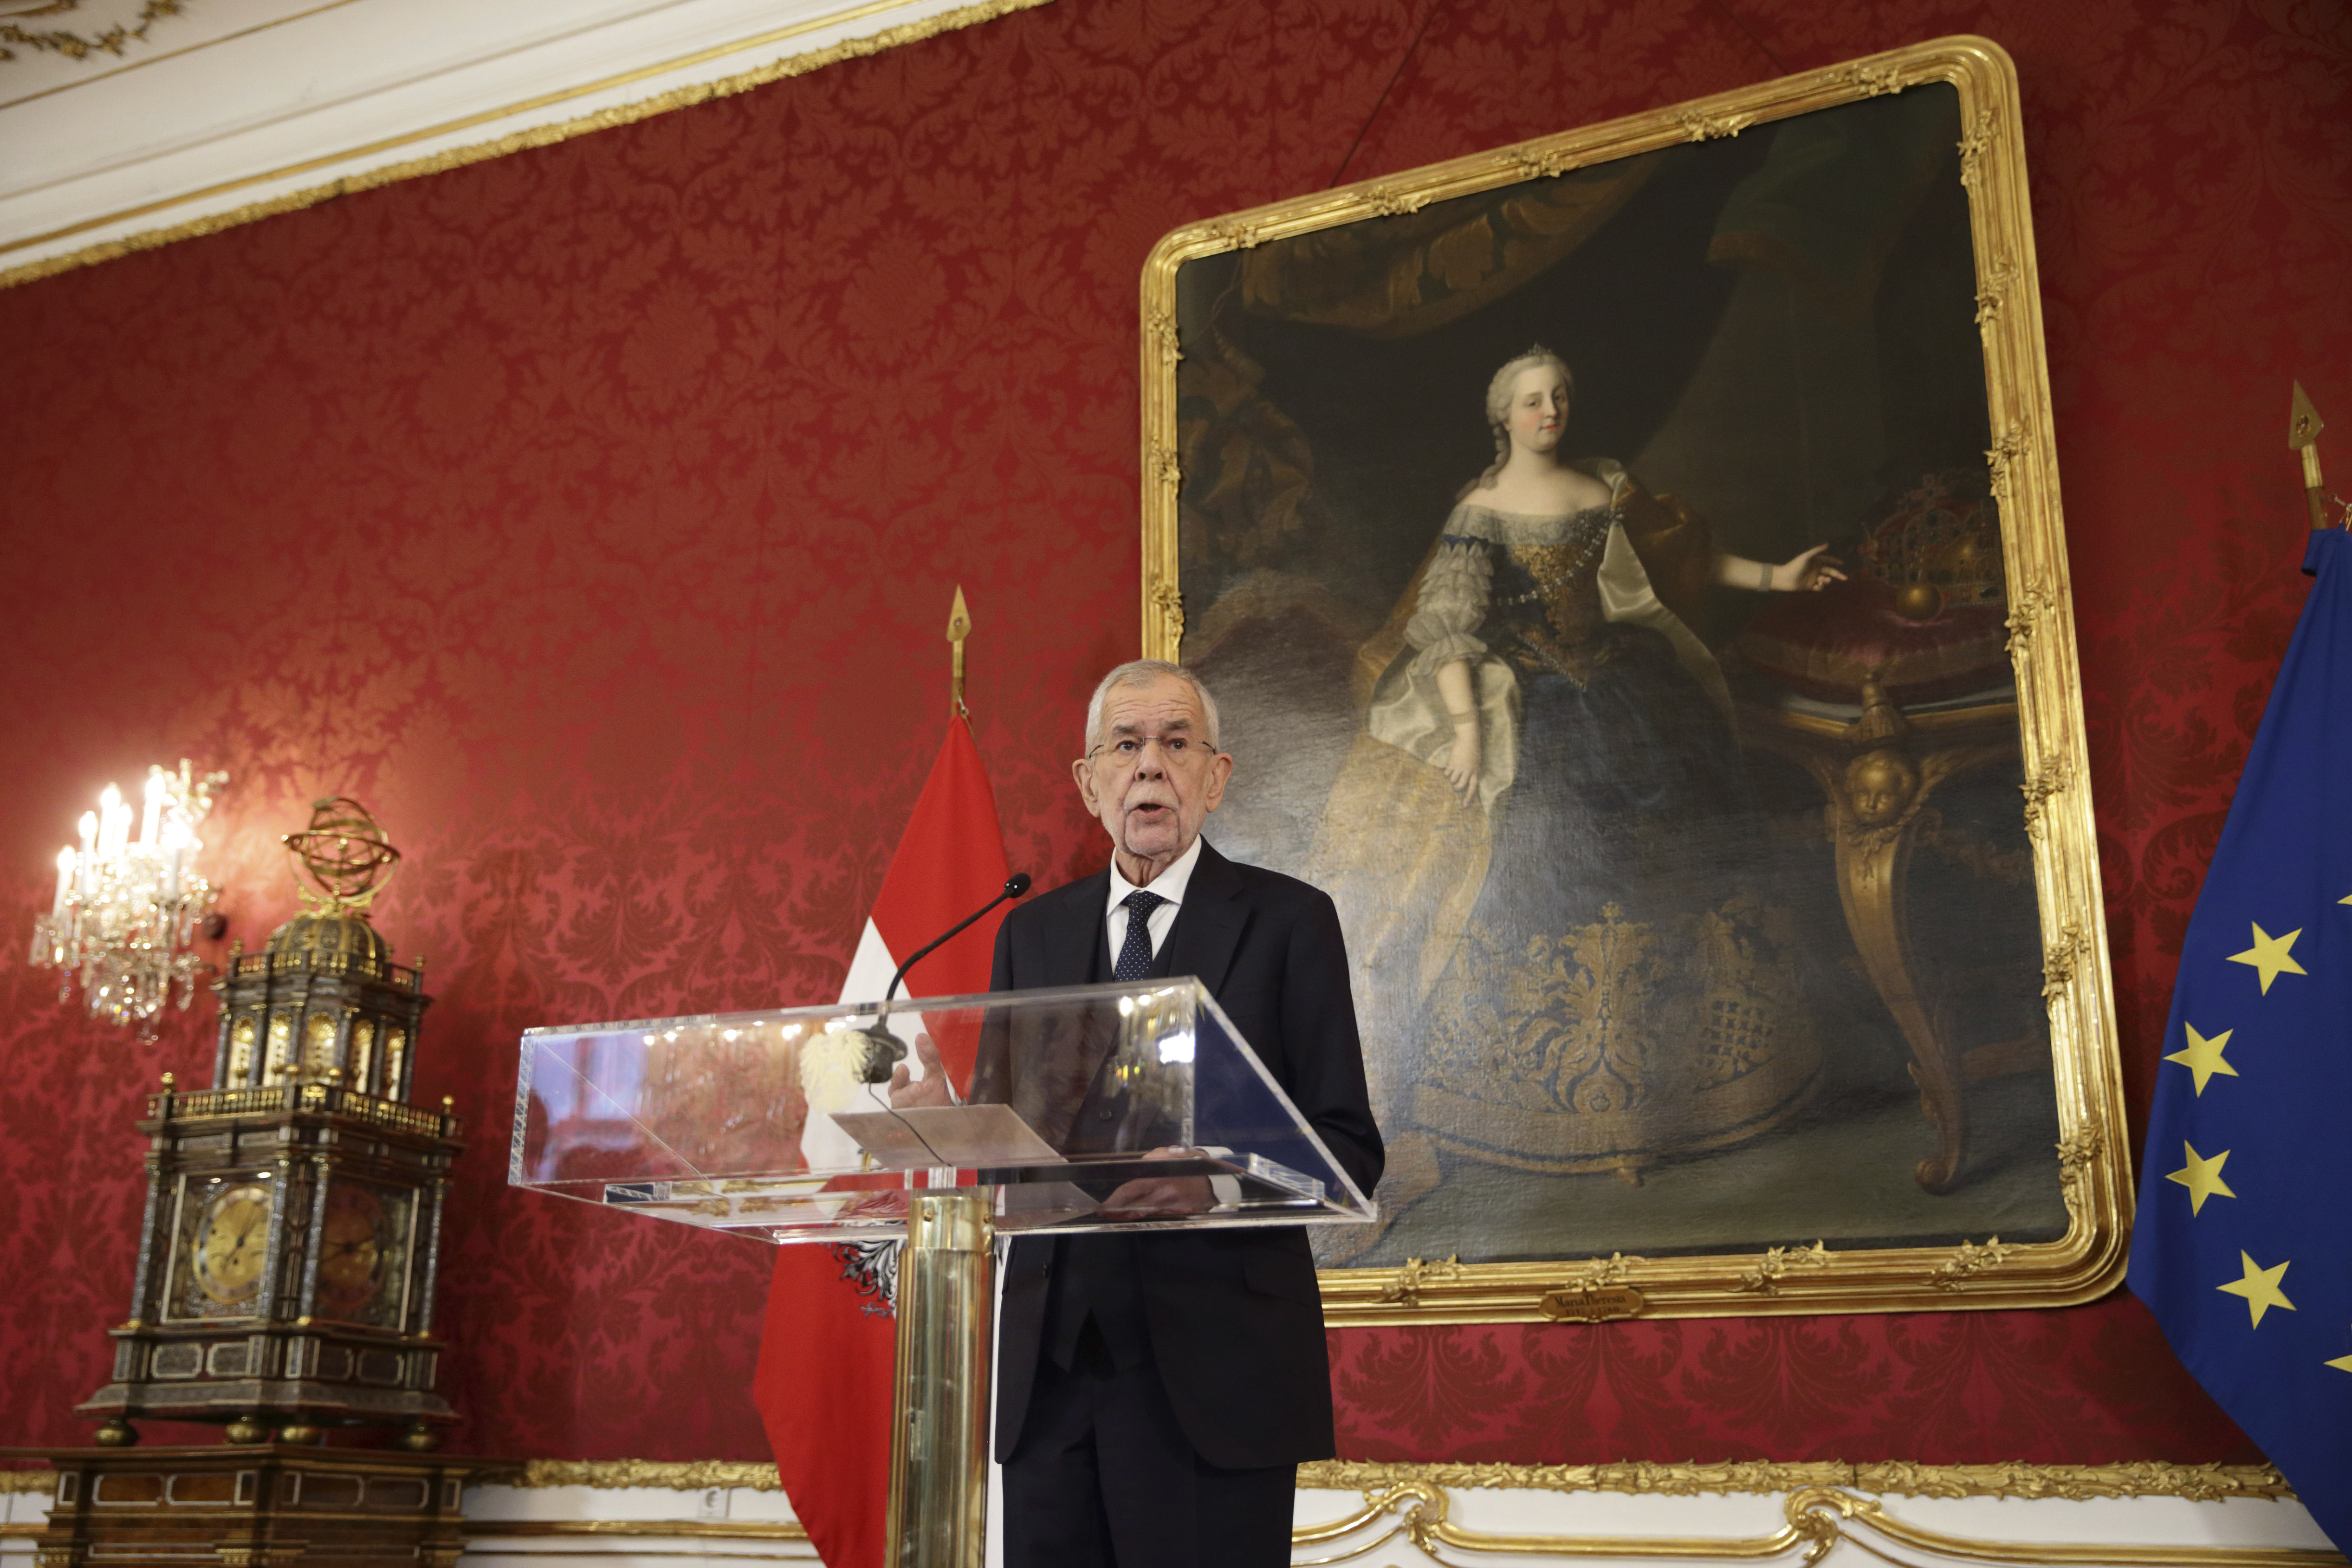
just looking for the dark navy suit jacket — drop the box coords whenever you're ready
[977,838,1384,1469]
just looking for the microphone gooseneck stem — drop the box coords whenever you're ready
[857,874,1031,1086]
[883,873,1035,1004]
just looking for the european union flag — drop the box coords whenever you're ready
[2128,528,2352,1552]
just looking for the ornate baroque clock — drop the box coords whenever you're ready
[80,800,463,1449]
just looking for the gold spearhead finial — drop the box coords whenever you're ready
[2291,382,2329,527]
[946,586,971,718]
[2290,381,2323,450]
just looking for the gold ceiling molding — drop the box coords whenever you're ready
[0,0,188,65]
[0,0,1053,292]
[1300,1480,2346,1568]
[1296,1459,2298,1503]
[0,1,363,114]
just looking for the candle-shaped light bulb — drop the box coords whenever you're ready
[139,771,164,847]
[76,812,96,898]
[52,848,74,919]
[98,784,123,859]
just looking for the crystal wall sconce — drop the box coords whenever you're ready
[31,760,227,1039]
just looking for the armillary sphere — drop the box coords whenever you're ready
[283,797,402,910]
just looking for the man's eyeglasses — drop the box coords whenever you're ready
[1086,732,1217,770]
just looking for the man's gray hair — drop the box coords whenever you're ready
[1082,660,1224,754]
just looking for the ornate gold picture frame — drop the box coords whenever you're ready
[1139,37,2130,1321]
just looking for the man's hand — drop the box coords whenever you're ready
[1099,1146,1215,1220]
[888,1032,955,1109]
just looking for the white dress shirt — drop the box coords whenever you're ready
[1103,834,1203,971]
[1102,834,1232,1204]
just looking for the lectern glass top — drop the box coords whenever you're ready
[509,979,1376,1243]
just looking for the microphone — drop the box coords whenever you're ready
[856,873,1033,1083]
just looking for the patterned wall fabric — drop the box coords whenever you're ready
[2,0,2346,1465]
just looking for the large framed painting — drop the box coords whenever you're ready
[1139,38,2131,1321]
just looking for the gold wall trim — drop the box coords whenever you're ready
[1296,1459,2296,1503]
[1297,1481,2345,1567]
[480,1457,2295,1507]
[10,1462,2322,1564]
[0,1470,53,1493]
[467,1519,809,1542]
[0,0,1053,292]
[444,1555,809,1564]
[488,1458,789,1491]
[1140,34,2130,1327]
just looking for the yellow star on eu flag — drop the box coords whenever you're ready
[2218,1251,2295,1327]
[2227,923,2307,994]
[2165,1023,2238,1095]
[2164,1143,2235,1214]
[2330,1344,2352,1374]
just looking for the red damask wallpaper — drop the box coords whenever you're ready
[3,0,2346,1467]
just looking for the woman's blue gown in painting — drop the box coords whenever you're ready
[1317,462,1821,1187]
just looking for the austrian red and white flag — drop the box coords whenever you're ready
[752,716,1012,1568]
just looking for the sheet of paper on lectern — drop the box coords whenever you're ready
[829,1104,1062,1169]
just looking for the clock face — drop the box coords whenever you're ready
[190,1183,273,1306]
[315,1181,413,1328]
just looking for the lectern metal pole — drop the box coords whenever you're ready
[885,1189,995,1568]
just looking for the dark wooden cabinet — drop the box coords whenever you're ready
[7,1446,479,1568]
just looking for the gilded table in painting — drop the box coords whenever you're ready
[1735,677,2023,1193]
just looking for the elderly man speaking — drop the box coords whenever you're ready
[894,658,1382,1568]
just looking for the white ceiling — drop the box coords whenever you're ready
[0,0,1043,285]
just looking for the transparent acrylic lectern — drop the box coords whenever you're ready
[509,979,1376,1568]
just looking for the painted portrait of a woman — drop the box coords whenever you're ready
[1168,78,2080,1279]
[1308,345,1840,1243]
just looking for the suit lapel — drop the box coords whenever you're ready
[1047,870,1111,986]
[1161,838,1248,997]
[1038,871,1118,1135]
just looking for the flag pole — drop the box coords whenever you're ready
[881,586,995,1568]
[947,586,972,719]
[2290,382,2332,532]
[884,1191,994,1568]
[2128,406,2352,1549]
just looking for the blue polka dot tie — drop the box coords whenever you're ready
[1114,891,1165,981]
